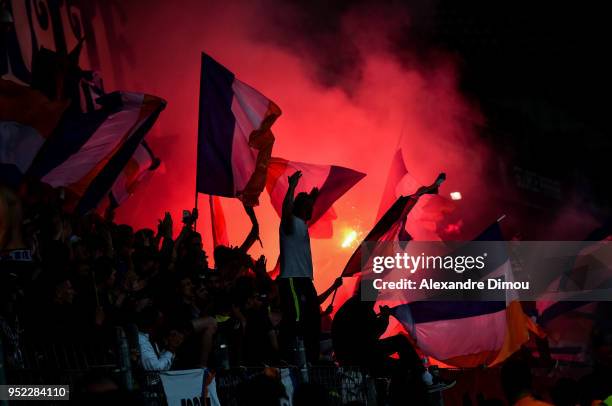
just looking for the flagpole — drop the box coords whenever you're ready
[194,190,199,232]
[209,194,217,247]
[330,286,339,307]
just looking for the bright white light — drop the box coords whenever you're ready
[341,230,358,248]
[450,191,462,200]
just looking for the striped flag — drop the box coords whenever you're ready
[266,157,365,237]
[28,91,166,213]
[0,79,68,185]
[391,222,544,367]
[196,53,281,206]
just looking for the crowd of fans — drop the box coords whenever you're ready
[1,179,611,406]
[1,180,289,369]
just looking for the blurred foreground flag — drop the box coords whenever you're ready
[266,157,365,238]
[29,91,166,213]
[391,222,544,368]
[0,79,68,185]
[196,53,281,206]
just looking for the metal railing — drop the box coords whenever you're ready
[2,328,375,405]
[138,366,374,406]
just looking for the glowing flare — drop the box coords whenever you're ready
[341,229,358,248]
[450,191,462,200]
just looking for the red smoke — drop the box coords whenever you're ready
[95,0,494,291]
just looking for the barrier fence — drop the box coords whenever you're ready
[1,327,374,405]
[140,366,373,406]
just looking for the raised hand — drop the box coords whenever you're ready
[288,170,302,188]
[157,212,173,237]
[416,172,446,196]
[379,305,391,318]
[255,255,267,274]
[309,186,320,199]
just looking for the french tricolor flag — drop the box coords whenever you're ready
[29,92,166,213]
[196,53,281,206]
[266,157,366,235]
[391,223,544,367]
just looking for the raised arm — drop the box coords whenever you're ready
[414,172,446,197]
[281,171,302,234]
[318,277,343,305]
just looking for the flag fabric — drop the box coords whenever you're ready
[196,53,281,206]
[0,121,46,187]
[0,79,69,185]
[534,229,612,364]
[28,91,166,213]
[108,141,160,207]
[342,194,421,277]
[377,148,456,240]
[266,157,365,236]
[209,195,229,247]
[391,222,544,367]
[377,149,409,221]
[308,207,337,239]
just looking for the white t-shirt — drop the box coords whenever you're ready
[279,215,313,279]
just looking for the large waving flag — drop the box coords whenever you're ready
[377,148,456,240]
[28,91,166,213]
[391,222,544,367]
[0,79,68,185]
[265,157,365,237]
[196,53,281,206]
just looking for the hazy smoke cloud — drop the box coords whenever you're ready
[94,0,599,290]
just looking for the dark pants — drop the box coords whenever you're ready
[375,335,425,376]
[375,335,427,405]
[278,277,320,363]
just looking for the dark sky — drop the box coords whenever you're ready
[255,0,612,228]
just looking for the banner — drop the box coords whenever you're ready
[159,368,204,406]
[280,368,295,406]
